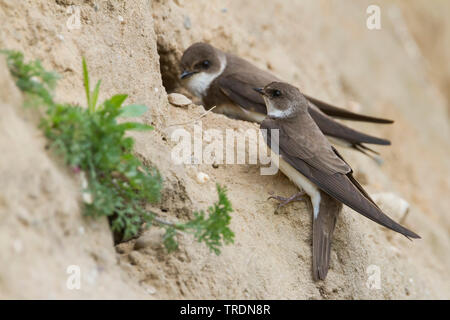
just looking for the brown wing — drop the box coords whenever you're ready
[305,94,394,124]
[218,73,391,149]
[262,118,420,239]
[217,72,272,115]
[308,107,391,146]
[272,112,351,175]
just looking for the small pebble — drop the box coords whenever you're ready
[146,286,157,295]
[134,229,165,250]
[13,240,23,253]
[118,15,124,23]
[168,93,192,107]
[78,226,85,235]
[388,245,400,254]
[56,34,64,41]
[372,193,410,221]
[80,171,88,189]
[82,191,93,204]
[128,251,142,265]
[86,268,98,285]
[183,16,191,30]
[196,172,210,184]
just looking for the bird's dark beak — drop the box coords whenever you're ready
[253,87,265,95]
[180,70,196,80]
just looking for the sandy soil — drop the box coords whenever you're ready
[0,0,449,299]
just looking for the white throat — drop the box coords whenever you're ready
[185,55,227,98]
[264,97,295,119]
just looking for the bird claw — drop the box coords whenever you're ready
[268,191,306,210]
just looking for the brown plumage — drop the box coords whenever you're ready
[263,113,419,239]
[313,192,341,281]
[257,82,420,280]
[180,43,393,159]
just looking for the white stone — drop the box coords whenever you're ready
[168,93,192,107]
[372,192,410,221]
[196,172,210,184]
[146,286,156,295]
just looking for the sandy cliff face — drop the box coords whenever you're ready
[0,0,449,299]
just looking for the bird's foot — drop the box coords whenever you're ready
[268,191,306,210]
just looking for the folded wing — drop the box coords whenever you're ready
[262,117,420,239]
[304,94,394,124]
[218,72,272,115]
[218,73,392,149]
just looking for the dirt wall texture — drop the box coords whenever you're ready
[0,0,449,299]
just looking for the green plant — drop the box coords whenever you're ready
[163,184,234,254]
[2,50,235,253]
[41,57,161,241]
[1,50,59,107]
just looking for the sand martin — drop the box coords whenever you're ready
[255,82,419,280]
[180,42,393,158]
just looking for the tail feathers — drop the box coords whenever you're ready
[308,107,392,146]
[312,192,342,281]
[305,94,394,124]
[331,148,420,239]
[354,143,379,155]
[352,143,385,164]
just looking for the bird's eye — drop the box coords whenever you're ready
[202,60,210,69]
[272,90,281,97]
